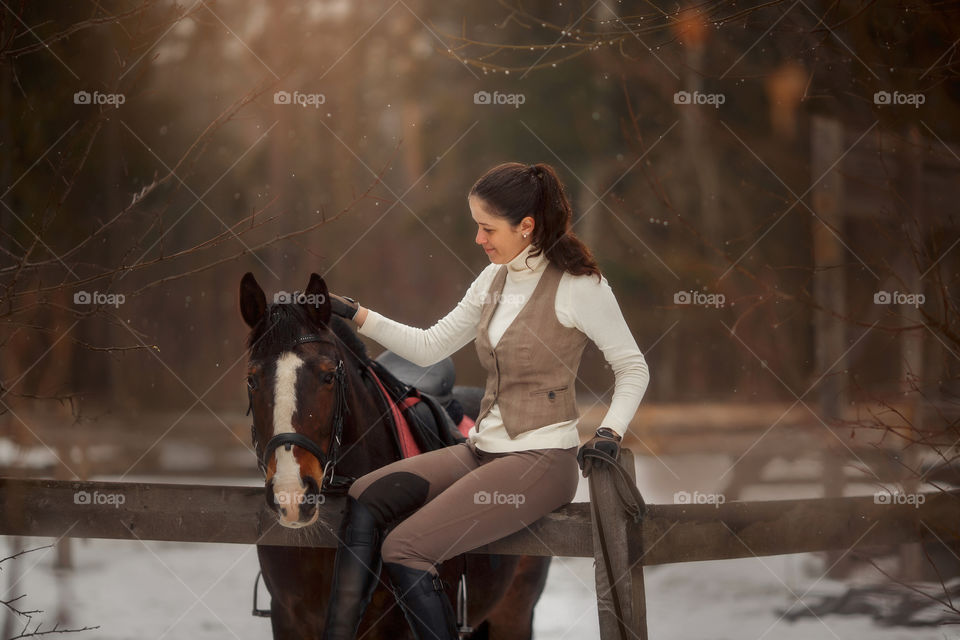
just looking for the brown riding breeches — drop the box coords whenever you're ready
[347,440,579,575]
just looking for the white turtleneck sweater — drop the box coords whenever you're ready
[357,243,650,452]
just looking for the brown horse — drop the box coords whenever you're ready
[239,271,552,639]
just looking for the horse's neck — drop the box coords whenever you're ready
[339,361,402,475]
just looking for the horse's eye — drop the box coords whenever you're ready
[322,372,334,384]
[247,375,258,391]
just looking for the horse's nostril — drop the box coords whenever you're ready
[265,481,281,514]
[300,475,320,520]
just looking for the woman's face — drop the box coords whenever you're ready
[469,195,534,264]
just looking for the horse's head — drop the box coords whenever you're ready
[240,271,350,528]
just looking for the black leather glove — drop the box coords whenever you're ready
[329,293,359,320]
[577,427,622,478]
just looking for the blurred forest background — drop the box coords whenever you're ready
[0,0,958,487]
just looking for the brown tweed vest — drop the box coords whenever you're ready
[474,260,589,438]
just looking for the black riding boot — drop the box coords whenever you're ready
[382,561,458,640]
[321,496,383,640]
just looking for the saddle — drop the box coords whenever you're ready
[373,352,484,427]
[362,351,470,458]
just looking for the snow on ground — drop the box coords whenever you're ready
[0,457,953,639]
[2,537,949,640]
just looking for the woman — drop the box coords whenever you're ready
[322,162,650,640]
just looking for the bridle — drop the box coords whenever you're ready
[247,333,354,495]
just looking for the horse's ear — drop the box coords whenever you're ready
[240,272,267,328]
[303,273,331,327]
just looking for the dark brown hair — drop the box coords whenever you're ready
[468,162,601,283]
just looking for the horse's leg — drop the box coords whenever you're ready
[268,598,300,640]
[257,545,332,639]
[434,553,518,633]
[480,555,552,640]
[259,542,415,639]
[356,582,418,639]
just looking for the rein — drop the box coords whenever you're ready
[247,333,355,495]
[581,447,647,640]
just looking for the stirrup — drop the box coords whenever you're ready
[456,572,473,635]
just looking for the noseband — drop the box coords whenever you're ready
[248,333,354,494]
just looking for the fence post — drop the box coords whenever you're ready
[589,447,647,640]
[811,114,852,578]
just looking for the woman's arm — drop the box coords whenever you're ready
[354,305,369,328]
[354,264,498,367]
[560,273,650,439]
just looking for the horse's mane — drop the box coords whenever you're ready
[329,314,369,363]
[246,304,369,364]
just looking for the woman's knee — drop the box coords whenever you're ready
[380,526,415,566]
[347,470,432,529]
[346,479,365,500]
[380,525,438,574]
[347,469,380,500]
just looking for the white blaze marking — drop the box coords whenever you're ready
[272,352,305,485]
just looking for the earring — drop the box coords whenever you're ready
[523,233,528,238]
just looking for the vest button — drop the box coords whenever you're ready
[548,390,556,400]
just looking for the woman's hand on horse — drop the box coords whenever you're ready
[576,427,622,478]
[329,293,360,320]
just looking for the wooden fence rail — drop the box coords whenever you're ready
[2,449,958,639]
